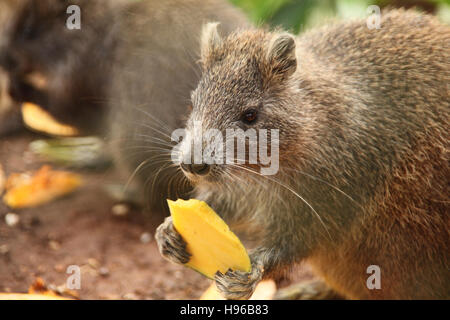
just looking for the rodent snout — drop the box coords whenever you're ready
[180,163,211,176]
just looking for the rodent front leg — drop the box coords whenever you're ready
[214,243,298,300]
[214,214,309,300]
[214,258,263,300]
[155,216,191,265]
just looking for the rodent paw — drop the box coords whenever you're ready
[155,216,191,265]
[214,265,263,300]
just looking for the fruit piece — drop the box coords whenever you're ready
[22,102,79,136]
[3,165,82,209]
[200,280,276,300]
[0,163,5,195]
[168,199,251,279]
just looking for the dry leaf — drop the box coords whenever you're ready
[3,165,82,208]
[0,293,70,300]
[0,278,71,300]
[200,279,276,300]
[28,277,60,296]
[22,102,79,136]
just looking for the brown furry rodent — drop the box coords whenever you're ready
[156,10,449,299]
[0,0,248,212]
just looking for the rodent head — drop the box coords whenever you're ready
[178,23,300,186]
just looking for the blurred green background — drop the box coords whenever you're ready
[230,0,450,33]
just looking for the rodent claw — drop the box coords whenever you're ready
[214,266,262,300]
[155,216,191,265]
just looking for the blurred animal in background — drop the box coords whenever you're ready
[0,0,248,215]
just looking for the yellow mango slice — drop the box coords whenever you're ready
[3,165,82,209]
[168,199,251,279]
[22,102,79,136]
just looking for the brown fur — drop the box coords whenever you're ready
[157,9,449,299]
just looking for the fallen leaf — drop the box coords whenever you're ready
[0,293,70,300]
[22,102,79,136]
[3,165,82,209]
[28,277,61,297]
[0,277,71,300]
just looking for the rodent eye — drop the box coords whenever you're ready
[242,109,258,124]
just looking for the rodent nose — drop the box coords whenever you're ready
[180,163,210,176]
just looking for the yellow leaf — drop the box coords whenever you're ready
[22,102,79,136]
[3,165,82,208]
[0,293,70,300]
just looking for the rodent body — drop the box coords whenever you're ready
[288,9,449,299]
[157,10,449,299]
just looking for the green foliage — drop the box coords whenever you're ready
[230,0,450,33]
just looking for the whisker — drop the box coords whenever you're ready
[123,158,154,193]
[282,167,363,210]
[129,121,173,140]
[227,163,332,239]
[119,144,173,153]
[129,104,173,133]
[132,133,174,147]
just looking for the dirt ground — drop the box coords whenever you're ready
[0,132,313,300]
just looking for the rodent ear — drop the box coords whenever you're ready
[200,22,222,68]
[266,33,297,81]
